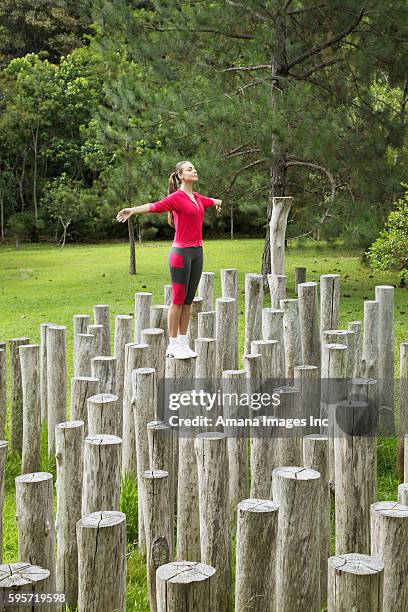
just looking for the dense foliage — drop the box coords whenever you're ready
[0,1,407,272]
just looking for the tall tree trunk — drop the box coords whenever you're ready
[261,13,287,289]
[32,121,39,219]
[230,199,234,240]
[128,218,136,274]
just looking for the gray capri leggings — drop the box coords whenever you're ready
[168,246,203,305]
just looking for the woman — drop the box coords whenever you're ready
[116,160,222,358]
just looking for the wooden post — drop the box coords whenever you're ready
[399,343,408,478]
[216,297,237,374]
[9,337,30,453]
[0,563,51,611]
[295,267,306,292]
[195,432,230,612]
[235,499,279,612]
[275,385,303,467]
[198,311,216,339]
[321,342,348,486]
[114,314,133,427]
[86,323,103,359]
[303,434,330,606]
[187,296,203,348]
[142,328,165,381]
[55,420,84,609]
[280,298,302,380]
[91,355,117,395]
[46,326,66,456]
[375,285,394,413]
[268,273,287,309]
[163,285,172,306]
[195,338,217,380]
[132,367,157,556]
[269,196,292,275]
[198,272,215,312]
[221,268,238,366]
[73,314,90,336]
[294,365,320,434]
[141,470,172,612]
[244,273,263,356]
[122,342,150,477]
[298,282,320,367]
[222,370,249,528]
[73,333,94,377]
[0,348,5,440]
[175,389,201,561]
[363,300,379,379]
[371,501,408,612]
[0,441,7,563]
[320,274,340,338]
[150,305,170,346]
[251,339,279,380]
[272,466,321,611]
[261,308,285,380]
[19,344,40,473]
[87,393,119,436]
[82,434,122,516]
[40,323,54,425]
[348,321,363,378]
[134,292,153,343]
[70,376,99,437]
[93,304,111,356]
[15,472,56,590]
[156,561,216,612]
[77,511,126,612]
[335,399,374,554]
[328,553,384,612]
[147,420,175,552]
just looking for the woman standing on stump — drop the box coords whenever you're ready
[116,160,222,358]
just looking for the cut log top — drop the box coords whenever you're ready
[349,377,377,386]
[322,343,348,350]
[238,499,279,513]
[76,333,93,338]
[216,297,235,303]
[196,432,227,441]
[151,305,170,310]
[141,328,164,335]
[142,469,169,480]
[131,343,150,349]
[274,385,301,395]
[72,376,99,383]
[263,307,284,314]
[77,510,126,529]
[375,285,394,290]
[371,501,408,518]
[323,330,349,336]
[133,367,156,375]
[303,434,329,441]
[91,356,116,362]
[0,563,50,587]
[147,421,171,431]
[47,325,66,331]
[251,340,278,347]
[87,393,118,403]
[156,561,216,584]
[135,292,153,297]
[273,466,321,481]
[116,315,132,320]
[280,298,299,304]
[294,365,318,371]
[84,434,122,446]
[56,420,84,430]
[94,303,110,307]
[320,274,340,279]
[298,282,318,288]
[336,400,368,409]
[9,337,30,342]
[222,370,246,376]
[15,471,53,484]
[18,343,39,350]
[329,553,384,575]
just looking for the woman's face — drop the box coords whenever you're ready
[179,162,198,183]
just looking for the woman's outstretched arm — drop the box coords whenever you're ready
[116,203,151,223]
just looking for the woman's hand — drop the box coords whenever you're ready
[116,208,133,223]
[215,199,222,215]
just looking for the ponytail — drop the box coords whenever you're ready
[167,161,189,227]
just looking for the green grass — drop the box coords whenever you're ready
[0,238,407,609]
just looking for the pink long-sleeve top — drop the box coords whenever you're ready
[148,190,216,248]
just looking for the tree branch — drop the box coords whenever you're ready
[286,8,366,70]
[219,158,269,194]
[285,156,337,202]
[220,64,273,73]
[289,57,345,80]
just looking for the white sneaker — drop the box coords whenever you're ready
[166,341,193,359]
[178,335,197,358]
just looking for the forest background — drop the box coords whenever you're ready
[0,0,407,279]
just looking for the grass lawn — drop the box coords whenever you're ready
[0,238,407,610]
